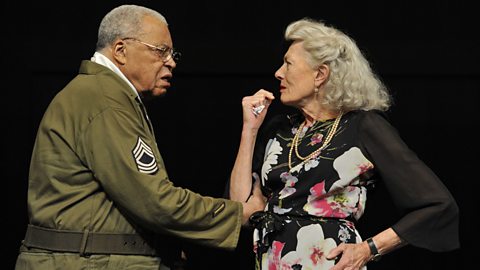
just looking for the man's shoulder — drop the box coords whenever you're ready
[62,61,133,104]
[46,62,133,121]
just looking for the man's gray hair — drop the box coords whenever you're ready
[96,5,167,51]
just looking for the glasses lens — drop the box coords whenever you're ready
[172,50,181,62]
[157,47,170,62]
[162,49,180,63]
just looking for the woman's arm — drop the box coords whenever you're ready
[229,90,275,202]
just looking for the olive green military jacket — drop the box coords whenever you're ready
[27,60,242,249]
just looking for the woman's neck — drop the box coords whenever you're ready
[301,107,339,126]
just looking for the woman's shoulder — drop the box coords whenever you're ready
[264,112,300,128]
[256,113,298,142]
[346,109,391,123]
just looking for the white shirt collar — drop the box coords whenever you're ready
[90,52,139,97]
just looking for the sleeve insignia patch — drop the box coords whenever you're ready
[132,137,158,174]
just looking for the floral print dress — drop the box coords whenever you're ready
[249,110,459,270]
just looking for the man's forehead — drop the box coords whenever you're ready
[142,17,172,45]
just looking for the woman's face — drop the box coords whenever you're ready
[275,41,317,108]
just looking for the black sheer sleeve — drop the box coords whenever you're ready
[358,111,460,251]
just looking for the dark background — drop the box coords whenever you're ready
[3,0,478,269]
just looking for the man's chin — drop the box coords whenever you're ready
[141,88,168,101]
[152,87,168,97]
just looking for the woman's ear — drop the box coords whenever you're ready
[314,64,330,87]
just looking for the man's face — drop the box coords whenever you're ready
[121,15,177,97]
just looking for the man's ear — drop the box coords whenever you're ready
[112,39,128,65]
[314,64,330,87]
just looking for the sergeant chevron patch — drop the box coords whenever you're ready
[132,137,158,174]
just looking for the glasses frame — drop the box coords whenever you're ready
[122,37,180,63]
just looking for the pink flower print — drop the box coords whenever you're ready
[331,147,374,192]
[304,185,360,218]
[279,172,298,199]
[279,187,296,199]
[358,163,373,175]
[266,241,286,270]
[281,224,336,269]
[303,182,329,216]
[309,246,326,265]
[280,172,298,187]
[272,241,284,259]
[291,127,298,135]
[309,181,326,197]
[309,133,324,146]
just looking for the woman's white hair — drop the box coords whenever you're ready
[285,18,391,111]
[96,5,167,51]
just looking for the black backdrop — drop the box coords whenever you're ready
[3,0,478,269]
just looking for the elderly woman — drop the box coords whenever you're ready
[229,18,459,270]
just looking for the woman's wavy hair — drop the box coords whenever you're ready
[285,18,391,111]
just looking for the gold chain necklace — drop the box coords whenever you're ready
[288,112,343,171]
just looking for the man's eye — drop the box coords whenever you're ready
[156,48,168,55]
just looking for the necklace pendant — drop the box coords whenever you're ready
[288,112,343,172]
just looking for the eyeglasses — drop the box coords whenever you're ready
[123,38,181,63]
